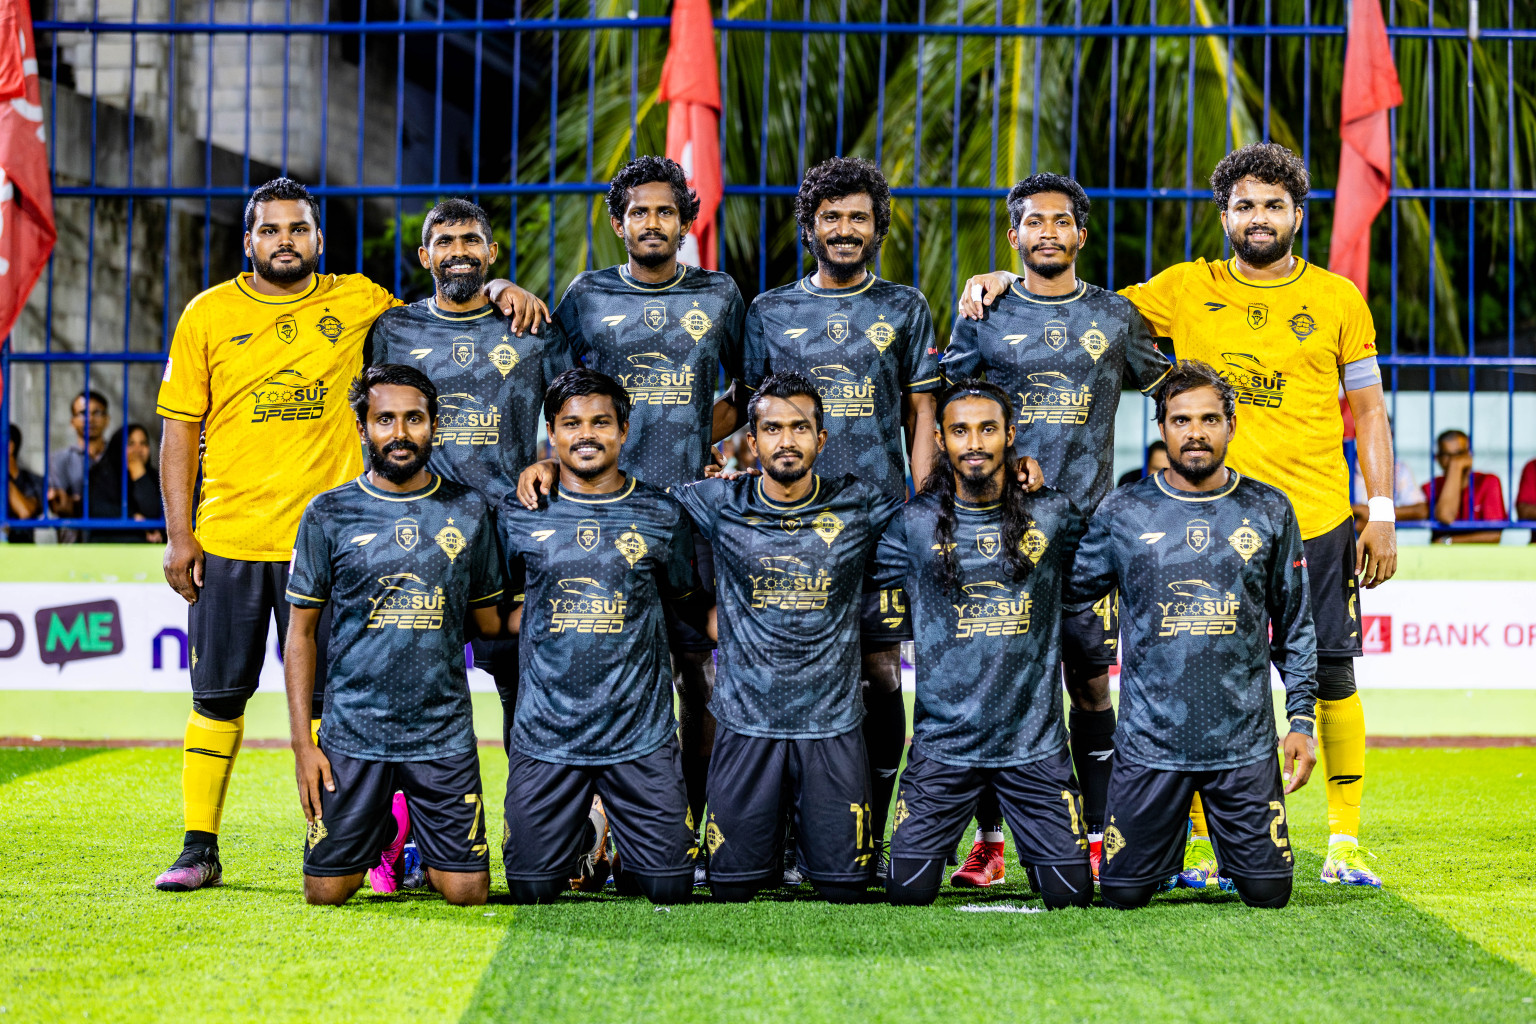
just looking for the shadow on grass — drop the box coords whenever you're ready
[0,747,107,785]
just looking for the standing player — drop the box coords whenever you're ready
[515,156,745,846]
[369,198,574,748]
[940,173,1169,885]
[498,369,703,906]
[1065,361,1317,909]
[876,381,1092,909]
[284,365,504,907]
[962,143,1395,888]
[672,372,903,904]
[152,177,545,892]
[741,156,941,868]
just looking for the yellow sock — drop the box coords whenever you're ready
[1317,694,1366,841]
[183,711,244,834]
[1188,792,1209,839]
[310,718,321,746]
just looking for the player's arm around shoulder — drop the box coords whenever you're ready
[671,476,729,539]
[1061,490,1125,605]
[1114,260,1190,340]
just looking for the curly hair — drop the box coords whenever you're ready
[244,177,320,231]
[1006,172,1090,230]
[605,156,700,224]
[1209,142,1310,210]
[795,156,892,245]
[1152,360,1237,424]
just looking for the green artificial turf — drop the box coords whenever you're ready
[1,746,1533,1023]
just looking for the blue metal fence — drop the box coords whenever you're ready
[3,0,1533,537]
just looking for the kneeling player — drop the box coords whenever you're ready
[673,372,903,904]
[285,365,505,906]
[875,381,1092,909]
[1065,361,1317,909]
[498,369,704,906]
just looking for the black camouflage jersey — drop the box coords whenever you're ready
[1064,471,1318,772]
[367,300,575,507]
[674,474,903,739]
[556,265,746,490]
[287,474,504,761]
[744,274,942,499]
[873,487,1085,767]
[942,280,1170,513]
[499,476,700,765]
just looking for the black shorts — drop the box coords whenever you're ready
[891,743,1089,868]
[705,724,874,885]
[303,745,488,877]
[1099,755,1293,886]
[1061,591,1119,671]
[503,737,694,881]
[665,525,717,653]
[860,587,914,644]
[191,552,330,705]
[1304,517,1363,658]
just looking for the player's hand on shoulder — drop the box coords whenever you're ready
[515,458,559,510]
[957,271,1018,319]
[1014,455,1044,493]
[704,464,759,481]
[1281,729,1317,794]
[486,279,551,336]
[163,532,205,605]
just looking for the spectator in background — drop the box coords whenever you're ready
[1516,459,1536,544]
[47,390,110,525]
[1116,440,1169,487]
[86,423,165,543]
[1352,416,1427,532]
[1424,429,1505,544]
[6,424,44,543]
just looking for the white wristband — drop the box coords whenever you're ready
[1367,496,1396,523]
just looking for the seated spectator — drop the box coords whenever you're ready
[1424,429,1505,544]
[1117,440,1170,487]
[86,423,164,543]
[1516,459,1536,545]
[48,389,110,518]
[6,424,44,543]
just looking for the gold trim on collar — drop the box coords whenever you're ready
[355,474,442,502]
[798,274,876,298]
[1153,469,1242,502]
[755,474,822,511]
[1008,280,1086,305]
[618,265,689,292]
[427,302,499,322]
[558,475,638,504]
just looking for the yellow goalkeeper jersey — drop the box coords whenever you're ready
[157,273,402,560]
[1119,257,1379,540]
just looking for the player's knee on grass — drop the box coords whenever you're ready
[303,873,363,906]
[507,878,566,904]
[1230,875,1291,909]
[632,873,692,905]
[1099,882,1159,909]
[813,882,867,905]
[193,695,248,721]
[1316,657,1356,701]
[886,857,943,906]
[709,881,761,902]
[1034,862,1093,910]
[429,869,489,906]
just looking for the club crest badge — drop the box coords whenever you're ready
[576,519,601,552]
[1246,303,1268,330]
[1103,822,1125,861]
[1228,523,1263,562]
[316,314,344,342]
[812,512,844,547]
[706,817,725,855]
[1020,526,1049,565]
[679,305,713,343]
[826,313,850,344]
[306,818,328,850]
[614,527,648,568]
[892,798,909,833]
[976,527,1002,560]
[1288,312,1316,342]
[1186,519,1211,553]
[435,521,467,562]
[452,339,475,367]
[864,316,896,354]
[1078,327,1109,362]
[1043,319,1069,351]
[489,343,520,378]
[395,517,420,551]
[781,516,801,535]
[643,300,668,332]
[275,314,298,344]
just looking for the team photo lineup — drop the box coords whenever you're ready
[149,139,1401,911]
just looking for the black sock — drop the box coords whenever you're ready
[975,788,1004,833]
[680,750,709,832]
[862,686,906,841]
[1069,706,1116,832]
[183,829,218,850]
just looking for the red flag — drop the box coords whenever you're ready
[1328,0,1401,298]
[658,0,722,270]
[0,0,53,365]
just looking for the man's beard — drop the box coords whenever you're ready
[627,231,677,269]
[368,437,430,484]
[567,441,610,480]
[1169,442,1224,484]
[1015,238,1077,280]
[253,246,319,284]
[762,449,811,486]
[954,452,1004,500]
[809,232,877,283]
[1228,221,1295,267]
[434,257,486,303]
